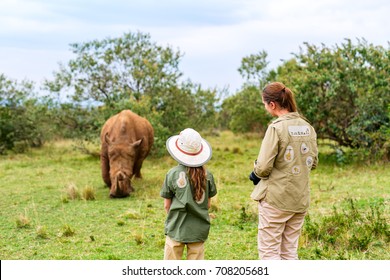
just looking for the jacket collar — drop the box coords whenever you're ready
[272,112,300,124]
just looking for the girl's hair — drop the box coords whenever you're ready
[262,82,298,112]
[187,166,207,202]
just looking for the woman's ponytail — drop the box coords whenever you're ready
[262,82,297,112]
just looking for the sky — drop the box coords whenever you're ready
[0,0,389,93]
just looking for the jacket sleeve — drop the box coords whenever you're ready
[160,173,174,199]
[254,125,279,178]
[311,139,319,170]
[207,172,217,198]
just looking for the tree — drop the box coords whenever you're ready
[221,51,271,133]
[273,39,390,159]
[238,51,269,84]
[0,74,51,153]
[44,31,218,155]
[45,31,183,106]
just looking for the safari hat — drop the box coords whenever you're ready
[166,128,212,167]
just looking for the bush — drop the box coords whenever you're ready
[273,39,390,161]
[221,85,270,133]
[0,74,53,154]
[301,198,389,259]
[44,32,219,156]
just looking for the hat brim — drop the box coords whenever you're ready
[166,135,212,167]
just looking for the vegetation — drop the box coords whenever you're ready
[1,33,389,161]
[0,132,388,260]
[221,51,271,134]
[43,31,219,155]
[301,198,389,260]
[0,32,389,259]
[0,75,52,154]
[277,39,390,160]
[222,39,390,161]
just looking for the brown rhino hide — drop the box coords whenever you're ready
[100,110,154,198]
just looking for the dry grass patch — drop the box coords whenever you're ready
[82,185,96,201]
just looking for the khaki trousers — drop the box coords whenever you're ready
[164,236,205,260]
[258,200,306,260]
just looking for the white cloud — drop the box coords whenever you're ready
[0,0,50,17]
[0,0,389,91]
[0,47,73,84]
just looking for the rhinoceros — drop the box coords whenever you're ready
[100,110,154,198]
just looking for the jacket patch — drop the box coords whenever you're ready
[301,143,309,154]
[288,126,310,137]
[177,171,187,188]
[292,165,301,175]
[196,192,205,204]
[284,146,294,162]
[306,156,313,167]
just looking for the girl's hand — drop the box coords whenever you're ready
[164,198,172,213]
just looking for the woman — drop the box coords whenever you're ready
[249,82,318,260]
[160,128,217,260]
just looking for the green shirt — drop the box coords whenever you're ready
[160,164,217,243]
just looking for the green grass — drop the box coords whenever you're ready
[0,132,389,260]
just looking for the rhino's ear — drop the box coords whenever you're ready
[104,133,112,145]
[131,138,143,147]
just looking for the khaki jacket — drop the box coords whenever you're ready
[251,112,318,212]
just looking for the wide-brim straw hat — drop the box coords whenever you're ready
[166,128,212,167]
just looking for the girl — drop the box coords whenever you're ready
[161,128,217,260]
[249,82,318,260]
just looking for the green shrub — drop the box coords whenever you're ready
[301,198,389,259]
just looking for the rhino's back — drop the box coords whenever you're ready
[101,110,154,150]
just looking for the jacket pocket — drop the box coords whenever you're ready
[250,181,268,201]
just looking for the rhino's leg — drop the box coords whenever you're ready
[101,149,111,187]
[133,159,143,179]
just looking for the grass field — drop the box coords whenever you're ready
[0,131,389,260]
